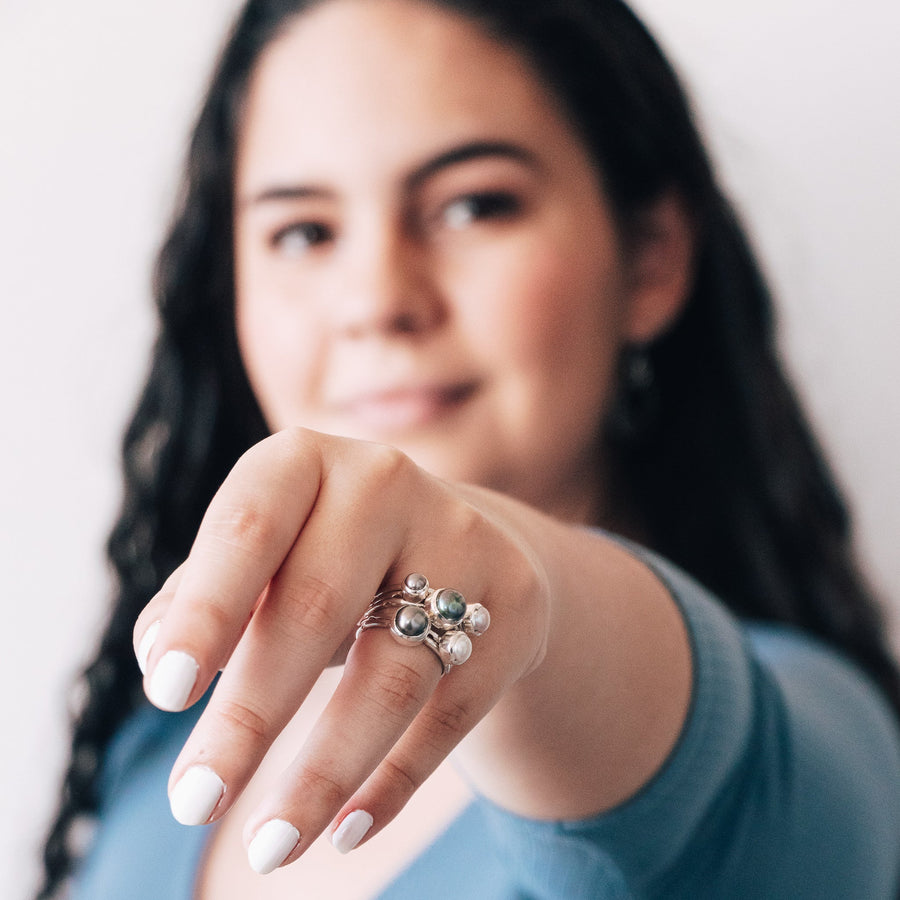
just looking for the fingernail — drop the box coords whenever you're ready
[248,819,300,874]
[137,620,161,676]
[147,650,199,711]
[170,766,225,826]
[331,809,373,854]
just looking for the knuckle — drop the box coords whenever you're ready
[277,425,322,464]
[190,593,235,636]
[204,501,280,557]
[214,697,273,745]
[298,765,348,809]
[279,424,315,446]
[452,500,486,543]
[246,426,313,461]
[280,574,345,637]
[378,756,420,799]
[360,444,414,494]
[417,698,472,748]
[362,660,429,721]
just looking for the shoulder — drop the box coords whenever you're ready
[643,546,900,896]
[479,540,900,898]
[743,622,900,882]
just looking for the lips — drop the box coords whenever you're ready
[334,381,479,431]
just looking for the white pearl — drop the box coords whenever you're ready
[445,632,473,665]
[469,606,491,635]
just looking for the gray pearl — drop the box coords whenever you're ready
[404,573,429,596]
[395,606,429,638]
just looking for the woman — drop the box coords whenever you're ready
[37,0,900,897]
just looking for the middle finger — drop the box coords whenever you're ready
[163,460,409,828]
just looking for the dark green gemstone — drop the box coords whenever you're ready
[435,589,466,622]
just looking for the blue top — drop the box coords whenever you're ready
[72,549,900,898]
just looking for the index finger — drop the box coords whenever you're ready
[141,428,324,711]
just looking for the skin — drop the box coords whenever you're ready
[133,0,694,884]
[231,0,629,523]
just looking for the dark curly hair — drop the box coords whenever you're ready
[36,0,900,896]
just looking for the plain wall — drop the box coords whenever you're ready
[1,1,898,896]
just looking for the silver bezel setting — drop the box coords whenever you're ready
[356,574,490,675]
[390,605,430,644]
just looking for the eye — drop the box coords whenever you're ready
[270,221,334,257]
[441,192,521,230]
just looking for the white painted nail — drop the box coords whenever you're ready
[170,766,225,826]
[147,650,199,711]
[248,819,300,875]
[136,620,161,676]
[331,810,373,854]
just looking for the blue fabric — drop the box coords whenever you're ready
[72,549,900,899]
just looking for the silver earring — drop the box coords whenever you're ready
[607,344,659,443]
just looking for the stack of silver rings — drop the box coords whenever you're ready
[356,573,491,675]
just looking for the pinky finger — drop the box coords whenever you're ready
[329,685,493,854]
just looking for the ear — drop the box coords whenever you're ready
[623,192,696,343]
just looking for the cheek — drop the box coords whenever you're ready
[234,288,322,428]
[234,231,329,425]
[476,235,625,390]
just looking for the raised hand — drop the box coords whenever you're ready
[133,426,550,873]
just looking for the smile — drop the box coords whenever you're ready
[335,381,480,431]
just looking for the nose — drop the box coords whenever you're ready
[331,224,446,340]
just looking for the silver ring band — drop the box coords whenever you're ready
[356,573,490,675]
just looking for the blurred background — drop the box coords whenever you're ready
[1,0,898,895]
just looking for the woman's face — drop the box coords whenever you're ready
[234,0,637,522]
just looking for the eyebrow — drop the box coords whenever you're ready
[240,140,543,208]
[403,140,544,192]
[241,184,332,207]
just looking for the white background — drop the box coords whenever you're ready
[1,1,898,896]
